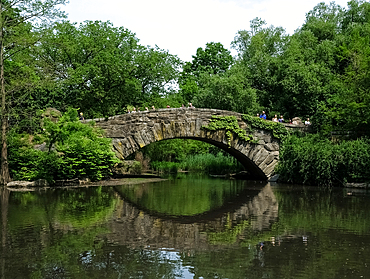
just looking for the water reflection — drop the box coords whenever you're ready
[1,178,370,278]
[1,187,10,279]
[109,182,277,250]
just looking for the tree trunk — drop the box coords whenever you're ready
[0,3,10,185]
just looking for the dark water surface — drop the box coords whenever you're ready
[1,175,370,278]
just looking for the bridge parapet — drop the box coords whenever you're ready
[91,108,284,179]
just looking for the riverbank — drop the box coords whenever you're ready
[6,176,167,192]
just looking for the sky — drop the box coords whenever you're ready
[62,0,351,62]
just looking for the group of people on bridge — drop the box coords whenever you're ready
[127,103,195,114]
[257,111,311,126]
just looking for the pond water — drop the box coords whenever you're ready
[1,175,370,278]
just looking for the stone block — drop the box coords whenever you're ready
[254,148,269,166]
[133,132,146,148]
[265,142,279,151]
[248,144,262,160]
[195,118,203,136]
[264,160,278,177]
[154,123,163,141]
[128,136,139,152]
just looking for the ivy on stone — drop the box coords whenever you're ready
[242,115,289,140]
[202,115,255,146]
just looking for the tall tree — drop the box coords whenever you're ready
[36,21,181,117]
[232,18,286,115]
[0,0,67,184]
[179,42,233,103]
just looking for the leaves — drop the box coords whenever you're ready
[202,116,254,146]
[8,108,119,182]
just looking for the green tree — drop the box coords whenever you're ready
[322,0,370,134]
[0,0,68,184]
[232,18,286,115]
[193,63,257,113]
[43,108,119,181]
[37,21,181,118]
[179,42,233,103]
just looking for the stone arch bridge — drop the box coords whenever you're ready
[91,108,288,180]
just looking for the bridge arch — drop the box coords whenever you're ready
[92,108,281,180]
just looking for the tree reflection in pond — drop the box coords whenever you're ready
[2,179,370,278]
[115,176,265,217]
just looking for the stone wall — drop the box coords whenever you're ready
[91,108,281,179]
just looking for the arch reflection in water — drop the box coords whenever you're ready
[109,179,278,250]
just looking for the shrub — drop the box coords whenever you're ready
[179,152,243,174]
[8,108,119,182]
[277,134,370,186]
[151,161,179,173]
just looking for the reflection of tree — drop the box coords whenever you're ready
[115,178,262,217]
[3,187,119,278]
[1,187,9,279]
[5,182,370,278]
[55,187,117,228]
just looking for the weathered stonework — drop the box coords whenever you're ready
[91,108,282,180]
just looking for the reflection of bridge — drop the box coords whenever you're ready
[92,108,284,179]
[106,184,278,251]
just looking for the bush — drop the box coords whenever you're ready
[277,134,370,186]
[179,152,243,174]
[8,108,119,182]
[130,161,142,174]
[151,161,179,173]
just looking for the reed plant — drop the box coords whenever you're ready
[277,134,370,186]
[150,152,243,175]
[179,152,243,174]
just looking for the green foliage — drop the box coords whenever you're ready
[130,161,142,175]
[151,161,179,173]
[179,42,235,104]
[192,66,258,114]
[35,20,181,119]
[43,108,119,181]
[1,0,68,135]
[230,1,370,134]
[140,139,211,163]
[232,18,287,115]
[150,152,243,175]
[179,152,243,174]
[242,115,289,140]
[7,131,60,182]
[202,115,255,146]
[277,134,370,186]
[8,107,119,182]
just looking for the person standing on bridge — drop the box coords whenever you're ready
[260,111,266,120]
[79,112,84,120]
